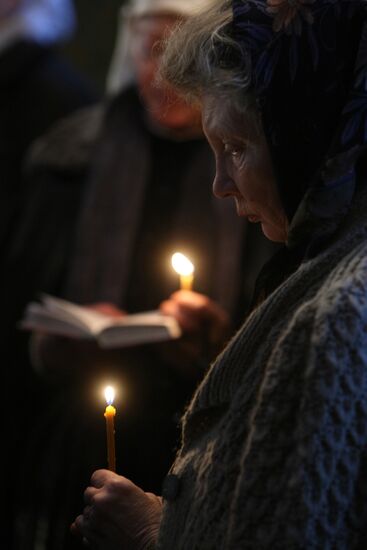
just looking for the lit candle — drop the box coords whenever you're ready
[104,386,116,472]
[171,252,195,291]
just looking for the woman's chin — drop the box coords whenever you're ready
[261,222,287,243]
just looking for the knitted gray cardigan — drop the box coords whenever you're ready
[157,186,367,549]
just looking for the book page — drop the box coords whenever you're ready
[41,295,123,335]
[20,303,91,338]
[21,295,182,346]
[98,312,181,348]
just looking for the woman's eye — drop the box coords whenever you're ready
[223,143,246,161]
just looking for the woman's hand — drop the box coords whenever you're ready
[159,290,231,365]
[71,470,162,550]
[85,302,126,318]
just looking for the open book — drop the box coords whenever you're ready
[20,295,182,348]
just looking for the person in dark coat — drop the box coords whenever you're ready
[0,2,98,547]
[3,1,277,548]
[0,0,98,248]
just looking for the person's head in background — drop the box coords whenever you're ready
[0,0,75,51]
[106,0,217,133]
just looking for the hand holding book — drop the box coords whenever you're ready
[21,295,182,349]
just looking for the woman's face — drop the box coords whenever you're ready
[202,97,288,243]
[130,14,201,131]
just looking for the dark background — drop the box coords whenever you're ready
[61,0,126,93]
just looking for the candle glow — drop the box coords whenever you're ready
[104,385,115,405]
[171,252,195,290]
[104,386,116,472]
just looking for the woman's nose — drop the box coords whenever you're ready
[213,163,237,199]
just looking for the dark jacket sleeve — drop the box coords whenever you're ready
[1,167,86,335]
[1,103,104,330]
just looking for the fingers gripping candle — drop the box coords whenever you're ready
[171,252,195,290]
[104,386,116,472]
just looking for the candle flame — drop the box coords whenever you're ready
[171,252,194,277]
[104,386,115,405]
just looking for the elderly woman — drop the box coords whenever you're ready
[72,0,367,548]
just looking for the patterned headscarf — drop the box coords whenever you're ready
[231,0,367,252]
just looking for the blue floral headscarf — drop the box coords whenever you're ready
[231,0,367,252]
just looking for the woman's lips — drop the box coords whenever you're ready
[241,212,261,222]
[236,204,260,222]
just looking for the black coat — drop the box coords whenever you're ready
[0,40,98,246]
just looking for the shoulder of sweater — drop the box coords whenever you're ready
[24,102,106,174]
[289,238,367,377]
[317,238,367,314]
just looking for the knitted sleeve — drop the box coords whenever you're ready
[226,252,367,549]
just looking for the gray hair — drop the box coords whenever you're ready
[159,0,255,117]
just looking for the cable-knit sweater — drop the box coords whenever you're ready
[157,187,367,550]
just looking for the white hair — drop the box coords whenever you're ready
[159,0,256,118]
[106,0,220,94]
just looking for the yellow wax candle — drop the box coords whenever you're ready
[171,252,195,291]
[104,386,116,472]
[180,273,194,291]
